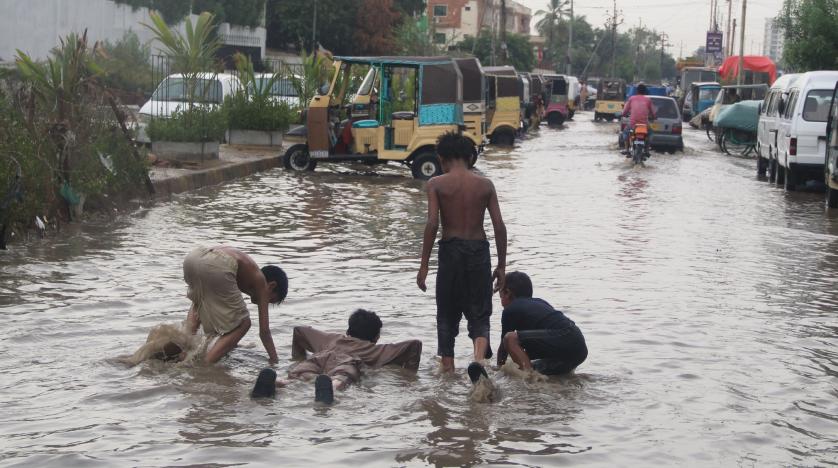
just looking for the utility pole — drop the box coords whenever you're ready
[737,0,746,85]
[660,32,670,79]
[609,0,622,78]
[730,18,736,57]
[566,0,574,75]
[725,0,733,56]
[499,0,507,65]
[633,19,642,82]
[311,0,318,51]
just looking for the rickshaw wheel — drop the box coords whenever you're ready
[491,132,515,146]
[605,115,614,122]
[283,144,316,172]
[411,152,442,180]
[547,113,565,126]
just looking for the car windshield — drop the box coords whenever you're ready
[652,98,679,119]
[802,89,832,122]
[358,68,377,96]
[151,77,223,103]
[249,77,298,97]
[699,88,720,101]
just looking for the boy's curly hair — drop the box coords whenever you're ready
[436,131,473,162]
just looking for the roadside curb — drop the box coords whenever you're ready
[149,145,284,198]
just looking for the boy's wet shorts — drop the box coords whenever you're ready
[435,238,492,358]
[518,326,588,375]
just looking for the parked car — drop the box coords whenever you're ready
[756,73,800,178]
[825,81,838,207]
[619,95,684,153]
[253,73,302,108]
[775,71,838,190]
[135,72,241,143]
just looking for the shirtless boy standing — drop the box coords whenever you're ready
[183,245,287,363]
[417,132,507,380]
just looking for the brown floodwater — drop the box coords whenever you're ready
[1,115,837,466]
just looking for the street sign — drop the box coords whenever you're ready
[706,32,723,53]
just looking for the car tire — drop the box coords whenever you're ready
[776,163,785,186]
[827,183,838,208]
[768,158,777,182]
[784,164,797,191]
[411,152,442,180]
[283,144,316,172]
[756,156,768,177]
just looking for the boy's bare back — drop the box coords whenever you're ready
[427,170,498,241]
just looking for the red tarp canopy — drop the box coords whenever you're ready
[718,55,777,84]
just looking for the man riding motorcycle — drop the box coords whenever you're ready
[621,83,656,157]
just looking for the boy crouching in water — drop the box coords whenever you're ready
[497,272,587,375]
[251,309,422,404]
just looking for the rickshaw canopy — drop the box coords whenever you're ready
[335,55,463,126]
[718,55,777,85]
[454,57,485,104]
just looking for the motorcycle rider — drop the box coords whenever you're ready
[621,83,656,157]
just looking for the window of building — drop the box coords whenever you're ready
[434,33,447,44]
[433,5,447,17]
[465,5,471,11]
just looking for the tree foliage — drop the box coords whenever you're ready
[111,0,266,27]
[354,0,400,55]
[778,0,838,71]
[456,32,535,72]
[266,0,363,54]
[97,31,153,99]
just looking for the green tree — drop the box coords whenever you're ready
[266,0,362,54]
[535,0,570,66]
[778,0,838,71]
[456,32,535,71]
[97,31,152,99]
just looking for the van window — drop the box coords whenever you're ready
[802,89,832,122]
[784,90,799,119]
[151,77,223,103]
[761,91,773,115]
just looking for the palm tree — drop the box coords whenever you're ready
[535,0,569,65]
[143,10,221,104]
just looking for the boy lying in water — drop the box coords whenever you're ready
[251,309,422,404]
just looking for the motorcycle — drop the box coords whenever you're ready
[629,124,650,166]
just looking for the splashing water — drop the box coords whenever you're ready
[118,322,208,366]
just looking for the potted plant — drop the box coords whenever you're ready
[143,10,226,162]
[224,53,295,146]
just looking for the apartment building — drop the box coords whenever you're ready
[428,0,531,46]
[762,17,784,64]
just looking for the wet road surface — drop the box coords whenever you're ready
[1,113,837,466]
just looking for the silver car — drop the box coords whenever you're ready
[619,95,684,153]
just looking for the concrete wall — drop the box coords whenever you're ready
[0,0,265,63]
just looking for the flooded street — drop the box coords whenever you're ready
[1,113,837,466]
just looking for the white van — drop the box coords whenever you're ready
[776,71,838,190]
[135,72,242,143]
[756,73,799,177]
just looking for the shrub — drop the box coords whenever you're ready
[147,106,227,142]
[224,93,294,131]
[97,31,153,96]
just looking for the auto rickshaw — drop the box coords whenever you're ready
[282,56,482,179]
[681,81,721,121]
[564,75,580,119]
[483,66,523,145]
[542,74,569,126]
[594,78,626,122]
[528,73,545,127]
[454,58,487,145]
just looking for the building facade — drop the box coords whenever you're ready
[0,0,267,64]
[763,17,784,64]
[428,0,531,46]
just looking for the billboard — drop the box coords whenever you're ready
[706,32,723,53]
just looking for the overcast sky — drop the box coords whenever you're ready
[518,0,786,58]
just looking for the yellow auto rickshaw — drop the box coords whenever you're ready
[594,78,626,122]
